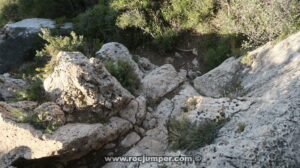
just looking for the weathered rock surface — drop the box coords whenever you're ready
[2,31,300,168]
[141,64,186,100]
[120,132,141,148]
[44,51,134,118]
[34,102,66,125]
[0,115,132,167]
[0,73,27,101]
[193,57,242,97]
[119,96,147,125]
[96,42,144,80]
[104,32,300,168]
[0,18,72,73]
[190,32,300,168]
[9,101,38,113]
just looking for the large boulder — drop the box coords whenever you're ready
[191,32,300,167]
[0,115,132,167]
[0,18,72,73]
[193,57,242,97]
[104,31,300,168]
[44,52,134,118]
[96,42,157,80]
[141,64,186,100]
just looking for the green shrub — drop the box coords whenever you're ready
[168,117,228,150]
[237,122,246,133]
[23,111,62,133]
[105,60,140,95]
[10,108,26,120]
[240,54,254,66]
[18,0,98,19]
[36,28,84,75]
[74,1,117,41]
[202,34,245,71]
[216,0,300,47]
[111,0,217,51]
[0,0,99,25]
[74,1,147,50]
[0,0,18,25]
[1,2,19,21]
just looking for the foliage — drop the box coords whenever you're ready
[240,54,254,66]
[10,108,26,120]
[105,60,140,95]
[168,117,228,150]
[111,0,217,51]
[237,122,246,133]
[216,0,300,47]
[0,77,5,83]
[23,111,62,133]
[0,0,18,25]
[36,28,84,75]
[74,1,117,41]
[74,1,147,50]
[202,34,245,71]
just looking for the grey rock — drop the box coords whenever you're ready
[193,57,242,97]
[0,114,132,167]
[119,96,147,125]
[120,132,141,148]
[0,74,27,101]
[44,52,134,119]
[96,42,144,80]
[141,64,186,100]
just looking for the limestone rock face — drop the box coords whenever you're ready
[120,132,141,148]
[0,115,132,166]
[104,32,300,168]
[191,32,300,168]
[119,96,147,125]
[44,52,134,118]
[96,42,144,80]
[141,64,186,100]
[193,57,242,97]
[96,42,132,61]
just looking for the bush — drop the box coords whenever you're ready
[216,0,300,47]
[74,1,147,50]
[0,0,18,25]
[74,1,117,41]
[111,0,217,51]
[36,28,85,75]
[168,117,228,150]
[201,34,245,71]
[105,60,140,95]
[1,2,19,22]
[23,111,63,133]
[0,0,99,25]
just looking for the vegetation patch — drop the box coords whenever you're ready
[241,54,254,66]
[10,108,26,120]
[223,81,247,98]
[237,122,246,133]
[168,117,228,151]
[23,111,63,133]
[36,28,85,76]
[105,60,140,95]
[0,77,5,83]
